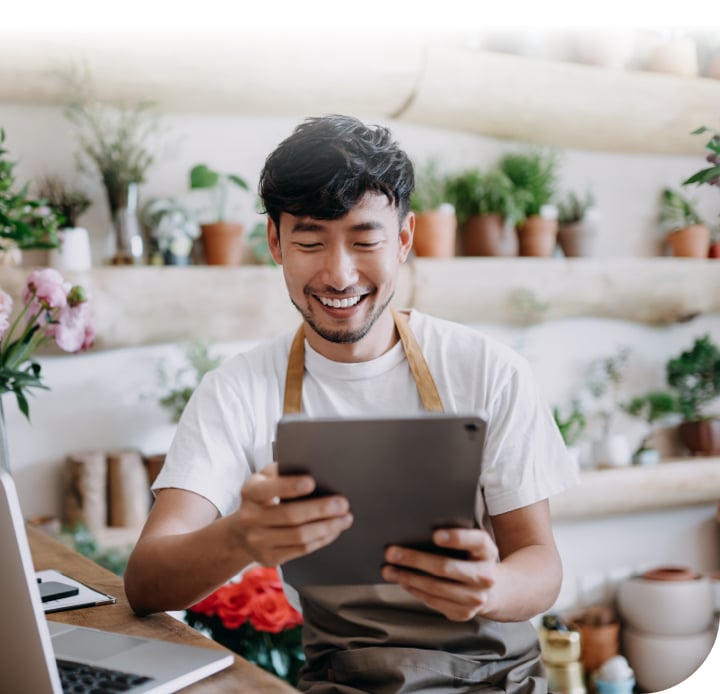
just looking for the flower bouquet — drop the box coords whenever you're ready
[0,268,95,419]
[185,566,305,685]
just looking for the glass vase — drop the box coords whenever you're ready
[105,181,144,265]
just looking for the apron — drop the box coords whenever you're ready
[283,309,546,694]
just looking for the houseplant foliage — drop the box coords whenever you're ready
[556,189,598,257]
[0,130,62,253]
[498,149,560,257]
[0,268,94,419]
[141,197,200,265]
[409,159,456,257]
[189,164,250,265]
[36,174,92,229]
[156,340,222,423]
[657,187,703,232]
[444,168,519,256]
[185,566,305,685]
[683,126,720,189]
[666,334,720,423]
[64,71,163,264]
[622,391,678,462]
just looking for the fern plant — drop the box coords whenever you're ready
[498,149,559,223]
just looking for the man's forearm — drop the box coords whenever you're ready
[124,515,255,616]
[483,544,562,622]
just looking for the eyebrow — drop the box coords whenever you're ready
[290,220,386,232]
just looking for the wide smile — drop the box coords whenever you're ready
[317,295,363,309]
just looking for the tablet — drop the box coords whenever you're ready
[275,413,487,586]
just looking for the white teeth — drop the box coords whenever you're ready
[319,295,361,308]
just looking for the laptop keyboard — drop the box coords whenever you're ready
[56,658,155,693]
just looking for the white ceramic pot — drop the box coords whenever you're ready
[622,626,715,693]
[593,435,632,467]
[49,227,93,271]
[616,574,714,636]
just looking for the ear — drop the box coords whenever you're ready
[398,211,415,263]
[267,217,283,265]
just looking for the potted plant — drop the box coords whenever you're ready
[665,334,720,455]
[556,189,598,257]
[498,149,560,257]
[658,187,709,258]
[65,84,162,266]
[36,174,92,271]
[409,159,456,258]
[141,197,200,266]
[445,168,520,256]
[189,163,250,266]
[0,130,61,264]
[621,391,679,464]
[552,400,586,468]
[587,347,633,467]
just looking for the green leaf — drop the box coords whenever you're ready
[189,164,220,190]
[227,174,249,191]
[683,165,720,186]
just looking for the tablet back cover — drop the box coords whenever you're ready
[276,413,486,586]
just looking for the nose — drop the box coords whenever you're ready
[320,242,359,290]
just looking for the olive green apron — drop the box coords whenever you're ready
[283,309,545,693]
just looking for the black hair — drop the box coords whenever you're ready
[259,114,415,230]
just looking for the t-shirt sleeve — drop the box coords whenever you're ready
[480,356,580,517]
[151,367,253,517]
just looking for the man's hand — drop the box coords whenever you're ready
[381,528,500,622]
[232,463,354,567]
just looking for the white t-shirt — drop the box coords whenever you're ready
[153,310,578,599]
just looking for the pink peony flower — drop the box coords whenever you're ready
[0,290,12,338]
[53,300,94,353]
[22,268,69,311]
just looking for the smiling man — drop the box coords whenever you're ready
[125,115,579,693]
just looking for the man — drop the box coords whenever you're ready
[125,115,578,693]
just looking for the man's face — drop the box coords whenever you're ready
[268,193,414,361]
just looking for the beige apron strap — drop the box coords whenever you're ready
[283,324,306,415]
[391,308,444,413]
[283,309,444,415]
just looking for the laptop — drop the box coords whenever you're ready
[0,468,233,693]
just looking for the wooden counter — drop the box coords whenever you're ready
[28,525,298,693]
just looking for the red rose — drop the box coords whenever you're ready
[215,582,253,629]
[242,566,284,594]
[249,590,303,633]
[189,589,222,617]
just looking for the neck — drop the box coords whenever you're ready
[304,309,401,363]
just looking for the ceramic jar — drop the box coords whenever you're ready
[616,568,714,636]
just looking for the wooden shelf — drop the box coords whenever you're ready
[4,258,720,351]
[0,31,716,154]
[550,457,720,520]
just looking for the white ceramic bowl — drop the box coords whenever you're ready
[616,575,714,636]
[622,626,716,693]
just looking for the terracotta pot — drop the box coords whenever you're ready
[575,621,620,674]
[461,214,506,256]
[201,222,245,265]
[678,418,720,455]
[666,224,710,258]
[412,209,457,258]
[516,215,558,257]
[557,221,597,257]
[641,566,700,582]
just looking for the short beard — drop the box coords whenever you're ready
[291,292,394,344]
